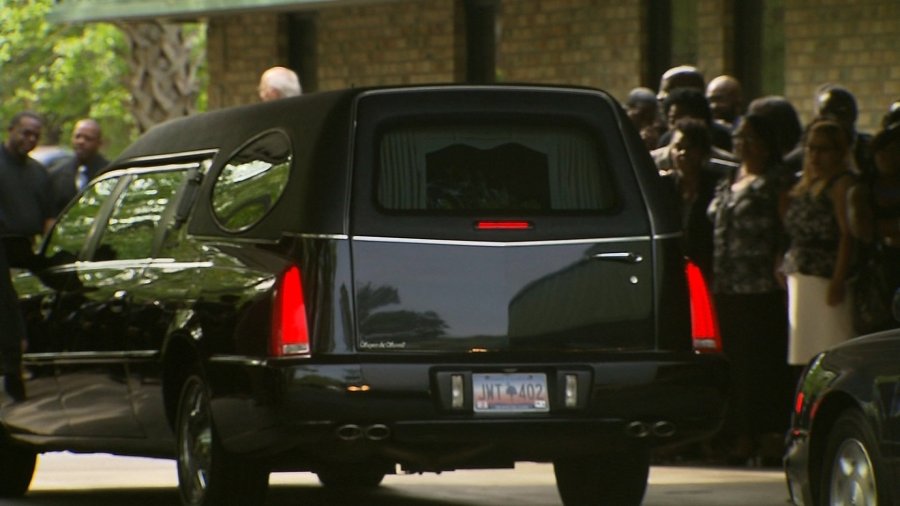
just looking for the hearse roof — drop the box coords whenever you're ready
[111,87,360,168]
[111,83,627,168]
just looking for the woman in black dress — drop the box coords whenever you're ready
[707,113,791,464]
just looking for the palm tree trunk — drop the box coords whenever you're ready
[117,20,203,133]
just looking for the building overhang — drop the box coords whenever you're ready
[48,0,396,23]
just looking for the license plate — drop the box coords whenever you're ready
[473,373,549,413]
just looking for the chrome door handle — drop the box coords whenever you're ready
[590,252,643,264]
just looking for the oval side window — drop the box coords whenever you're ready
[211,130,292,232]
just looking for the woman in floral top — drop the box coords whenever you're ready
[783,118,856,366]
[707,113,791,464]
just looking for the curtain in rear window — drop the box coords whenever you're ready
[377,123,615,213]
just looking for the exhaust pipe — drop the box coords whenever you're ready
[364,424,391,441]
[335,424,363,441]
[652,421,676,438]
[334,424,392,441]
[624,421,650,438]
[625,420,676,438]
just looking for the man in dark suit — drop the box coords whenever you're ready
[48,118,108,215]
[1,111,52,401]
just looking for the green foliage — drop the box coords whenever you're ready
[0,0,207,160]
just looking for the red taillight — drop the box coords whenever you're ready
[474,220,533,230]
[271,265,310,357]
[685,261,722,353]
[794,391,805,415]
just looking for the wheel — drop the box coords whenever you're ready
[0,444,36,497]
[176,374,269,506]
[553,449,649,506]
[820,409,889,506]
[317,462,387,490]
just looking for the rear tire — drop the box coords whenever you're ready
[317,462,387,490]
[176,374,269,506]
[820,409,889,506]
[0,444,36,497]
[554,449,649,506]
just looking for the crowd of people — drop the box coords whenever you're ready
[633,65,900,466]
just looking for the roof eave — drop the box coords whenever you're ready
[47,0,390,23]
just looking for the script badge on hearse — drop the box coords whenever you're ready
[473,373,549,413]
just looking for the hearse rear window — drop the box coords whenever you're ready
[376,122,615,213]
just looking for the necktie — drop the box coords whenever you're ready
[75,165,89,191]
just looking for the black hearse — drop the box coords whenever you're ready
[1,85,728,506]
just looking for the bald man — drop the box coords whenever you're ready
[656,65,705,102]
[706,75,744,130]
[258,66,302,101]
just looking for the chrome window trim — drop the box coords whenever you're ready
[67,259,153,269]
[350,234,675,248]
[358,85,612,101]
[113,149,219,167]
[187,234,282,245]
[23,350,159,364]
[98,160,210,181]
[149,259,215,268]
[283,233,350,241]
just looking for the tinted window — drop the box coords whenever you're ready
[45,177,120,261]
[212,131,292,231]
[377,122,615,213]
[93,171,184,261]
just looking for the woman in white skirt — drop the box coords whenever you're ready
[782,118,857,367]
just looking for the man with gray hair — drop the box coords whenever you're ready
[258,66,302,101]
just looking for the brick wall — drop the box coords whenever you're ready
[206,0,647,109]
[316,0,460,90]
[783,0,900,133]
[204,0,686,111]
[695,0,733,79]
[496,0,643,102]
[207,12,287,108]
[207,1,460,108]
[204,0,900,134]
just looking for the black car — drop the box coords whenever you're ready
[0,85,728,506]
[785,292,900,505]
